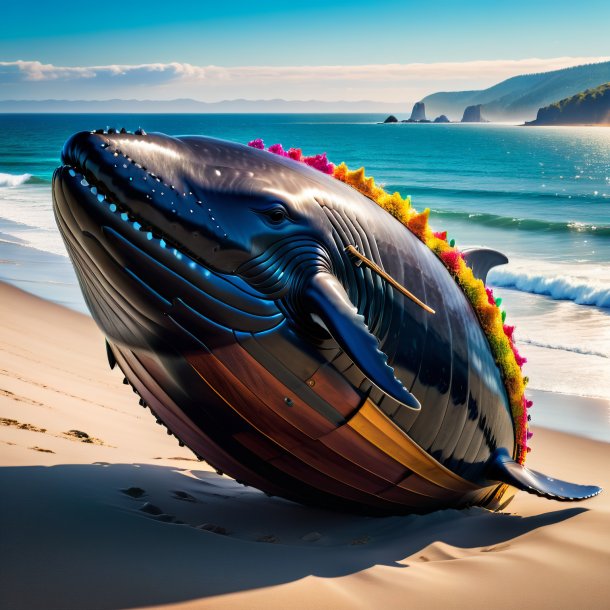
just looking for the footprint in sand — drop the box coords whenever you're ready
[121,487,146,498]
[138,502,183,524]
[63,429,105,445]
[350,535,371,546]
[172,490,197,502]
[1,417,46,433]
[197,523,231,535]
[256,534,280,544]
[301,532,322,542]
[139,502,163,515]
[155,514,184,524]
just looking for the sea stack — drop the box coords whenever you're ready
[461,104,486,123]
[433,115,450,123]
[383,115,398,123]
[409,102,427,122]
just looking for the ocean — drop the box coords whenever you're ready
[1,113,609,440]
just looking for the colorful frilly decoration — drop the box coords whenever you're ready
[248,139,335,174]
[247,138,532,463]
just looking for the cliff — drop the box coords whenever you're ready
[421,60,610,121]
[525,82,610,125]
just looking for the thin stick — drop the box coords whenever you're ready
[345,245,436,315]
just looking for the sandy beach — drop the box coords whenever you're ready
[1,280,609,610]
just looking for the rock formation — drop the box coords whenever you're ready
[433,115,450,123]
[409,102,427,122]
[461,105,486,123]
[383,115,398,123]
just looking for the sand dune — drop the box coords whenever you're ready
[1,281,608,610]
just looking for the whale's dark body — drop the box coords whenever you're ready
[52,129,600,514]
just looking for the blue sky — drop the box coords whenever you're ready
[1,0,609,101]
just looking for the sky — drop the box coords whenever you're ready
[2,0,609,103]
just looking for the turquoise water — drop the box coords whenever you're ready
[0,114,609,415]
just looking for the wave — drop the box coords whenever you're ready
[520,338,609,359]
[0,172,44,187]
[489,268,610,308]
[386,182,605,205]
[428,209,610,237]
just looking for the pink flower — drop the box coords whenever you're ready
[433,231,447,241]
[248,138,265,149]
[268,143,289,157]
[513,349,527,367]
[287,147,303,162]
[304,153,335,175]
[486,287,496,306]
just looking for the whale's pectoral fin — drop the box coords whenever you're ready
[487,448,602,501]
[305,272,420,411]
[462,248,508,283]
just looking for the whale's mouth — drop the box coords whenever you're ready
[53,129,285,339]
[56,162,202,275]
[57,128,217,270]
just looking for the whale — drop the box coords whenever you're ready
[52,128,601,514]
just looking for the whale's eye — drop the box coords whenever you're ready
[269,209,285,223]
[262,206,288,225]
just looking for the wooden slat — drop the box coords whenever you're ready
[212,342,336,440]
[348,399,480,493]
[187,351,306,450]
[319,425,408,485]
[306,362,363,418]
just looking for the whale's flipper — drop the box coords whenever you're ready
[487,448,602,501]
[462,248,508,283]
[305,271,421,412]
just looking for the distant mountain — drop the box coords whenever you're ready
[421,61,610,121]
[0,98,409,114]
[526,82,610,125]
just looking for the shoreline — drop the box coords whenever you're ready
[1,280,609,609]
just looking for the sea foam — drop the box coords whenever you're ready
[0,172,33,187]
[520,338,609,359]
[489,268,610,308]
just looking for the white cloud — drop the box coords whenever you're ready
[1,57,608,101]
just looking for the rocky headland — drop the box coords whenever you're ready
[525,82,610,126]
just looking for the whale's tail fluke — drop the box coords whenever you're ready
[487,448,602,501]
